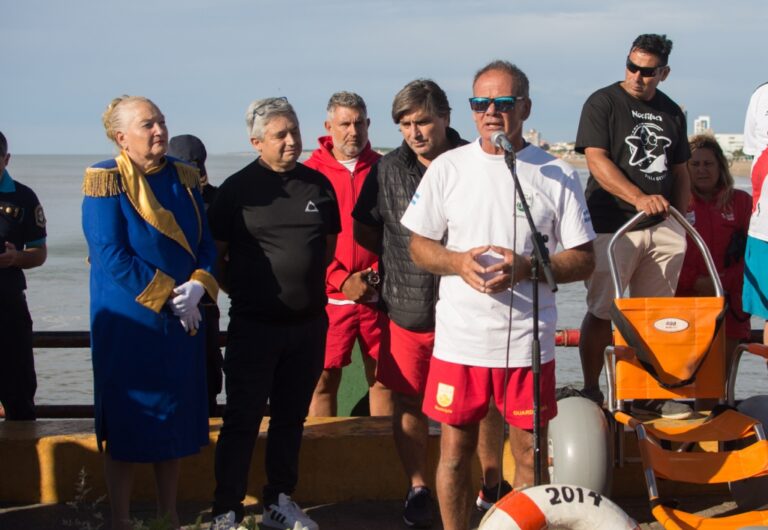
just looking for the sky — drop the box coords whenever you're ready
[2,0,766,154]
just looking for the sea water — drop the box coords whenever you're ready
[6,154,766,405]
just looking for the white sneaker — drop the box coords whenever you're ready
[211,510,238,530]
[262,493,319,530]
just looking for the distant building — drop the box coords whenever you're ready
[548,141,576,157]
[694,115,712,135]
[524,128,541,147]
[714,133,744,157]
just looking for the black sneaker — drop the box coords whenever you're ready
[580,387,605,405]
[403,486,434,528]
[631,399,693,420]
[476,479,513,511]
[554,385,604,405]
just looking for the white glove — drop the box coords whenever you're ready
[179,306,202,335]
[170,280,205,316]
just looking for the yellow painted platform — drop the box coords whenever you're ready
[0,417,511,505]
[0,416,727,505]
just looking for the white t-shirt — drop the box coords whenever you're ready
[339,157,358,174]
[744,84,768,240]
[744,83,768,158]
[401,140,594,368]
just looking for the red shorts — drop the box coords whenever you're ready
[375,321,434,395]
[324,302,388,370]
[422,357,557,429]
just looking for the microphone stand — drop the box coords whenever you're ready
[503,147,557,486]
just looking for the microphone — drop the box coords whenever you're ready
[490,131,514,152]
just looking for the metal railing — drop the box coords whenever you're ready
[10,328,762,419]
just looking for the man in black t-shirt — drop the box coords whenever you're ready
[575,34,692,420]
[208,98,340,530]
[0,131,47,421]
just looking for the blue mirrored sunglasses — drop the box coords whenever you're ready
[468,96,524,113]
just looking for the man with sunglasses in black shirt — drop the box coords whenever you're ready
[575,34,692,420]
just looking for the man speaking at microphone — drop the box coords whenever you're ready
[401,60,595,530]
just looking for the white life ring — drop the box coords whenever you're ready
[479,484,639,530]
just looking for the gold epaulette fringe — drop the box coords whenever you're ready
[82,168,124,197]
[174,162,201,190]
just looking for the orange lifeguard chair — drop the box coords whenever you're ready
[604,207,768,529]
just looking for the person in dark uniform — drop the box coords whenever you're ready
[167,134,223,417]
[208,97,340,530]
[0,131,47,421]
[168,134,219,206]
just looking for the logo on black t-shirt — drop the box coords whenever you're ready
[35,205,46,228]
[624,122,671,180]
[305,200,319,213]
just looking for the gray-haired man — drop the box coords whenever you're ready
[208,98,341,530]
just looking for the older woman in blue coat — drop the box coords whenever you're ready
[82,95,218,529]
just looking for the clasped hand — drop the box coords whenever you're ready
[456,245,530,294]
[169,280,205,333]
[0,242,19,269]
[178,306,202,334]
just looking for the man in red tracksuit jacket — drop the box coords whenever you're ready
[305,91,392,416]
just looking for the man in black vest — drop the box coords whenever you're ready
[353,80,508,528]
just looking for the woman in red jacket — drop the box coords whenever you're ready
[676,134,752,364]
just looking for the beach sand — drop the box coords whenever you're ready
[559,154,752,179]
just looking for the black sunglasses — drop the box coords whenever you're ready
[468,96,525,113]
[625,58,663,78]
